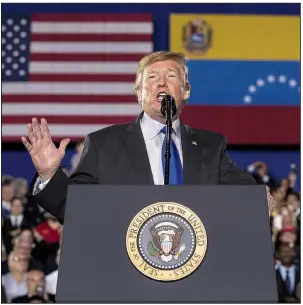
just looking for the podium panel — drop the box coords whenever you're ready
[56,185,277,303]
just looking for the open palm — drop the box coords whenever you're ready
[21,118,70,181]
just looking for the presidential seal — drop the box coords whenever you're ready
[126,202,207,281]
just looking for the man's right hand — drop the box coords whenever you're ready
[21,118,70,182]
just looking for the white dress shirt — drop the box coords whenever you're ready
[140,113,183,185]
[2,272,28,302]
[10,215,23,227]
[45,269,58,295]
[279,265,296,293]
[33,112,184,192]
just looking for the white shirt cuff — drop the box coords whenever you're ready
[32,177,51,195]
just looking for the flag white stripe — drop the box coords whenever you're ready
[32,22,153,34]
[30,42,152,54]
[3,124,111,136]
[30,62,138,74]
[3,103,141,116]
[3,82,134,94]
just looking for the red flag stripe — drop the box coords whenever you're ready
[32,13,152,22]
[30,53,146,62]
[181,105,300,145]
[29,74,135,82]
[31,33,153,42]
[2,94,137,103]
[2,116,136,124]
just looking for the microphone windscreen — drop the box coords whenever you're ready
[160,95,177,117]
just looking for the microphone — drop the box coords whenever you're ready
[160,95,176,185]
[160,95,177,118]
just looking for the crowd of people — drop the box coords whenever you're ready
[1,153,301,303]
[2,175,61,303]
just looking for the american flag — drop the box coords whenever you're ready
[2,14,153,142]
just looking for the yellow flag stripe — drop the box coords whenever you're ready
[170,14,300,60]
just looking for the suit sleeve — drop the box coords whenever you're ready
[219,136,256,185]
[28,135,99,224]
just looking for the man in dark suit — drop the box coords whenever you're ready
[21,51,275,225]
[2,197,32,254]
[275,243,300,303]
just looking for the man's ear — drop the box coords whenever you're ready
[183,89,190,101]
[136,90,143,106]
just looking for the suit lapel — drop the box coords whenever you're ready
[181,123,201,184]
[123,113,154,184]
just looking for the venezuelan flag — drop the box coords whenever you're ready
[170,14,300,145]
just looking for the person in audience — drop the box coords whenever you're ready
[2,197,32,254]
[247,161,277,189]
[2,178,15,218]
[287,192,300,220]
[11,267,50,303]
[34,213,62,245]
[2,229,44,275]
[70,140,84,172]
[275,243,300,303]
[2,251,29,302]
[13,178,29,201]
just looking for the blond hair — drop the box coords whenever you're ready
[133,51,191,95]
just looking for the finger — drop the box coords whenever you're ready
[27,124,37,144]
[32,117,43,139]
[21,137,33,152]
[58,138,71,155]
[41,118,51,139]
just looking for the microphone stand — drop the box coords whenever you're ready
[163,96,173,185]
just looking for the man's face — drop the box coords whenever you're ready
[16,185,27,198]
[287,194,300,211]
[10,199,23,215]
[138,60,189,121]
[28,270,45,294]
[280,231,297,245]
[280,178,289,190]
[2,184,14,202]
[14,230,33,254]
[9,252,29,273]
[273,188,285,202]
[279,245,295,265]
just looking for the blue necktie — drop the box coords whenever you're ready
[161,127,183,185]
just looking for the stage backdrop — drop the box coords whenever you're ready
[1,3,300,188]
[2,3,300,145]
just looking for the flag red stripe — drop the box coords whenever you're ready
[181,105,300,145]
[32,13,152,22]
[29,74,135,82]
[30,53,145,62]
[31,33,152,42]
[3,116,136,124]
[2,94,136,103]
